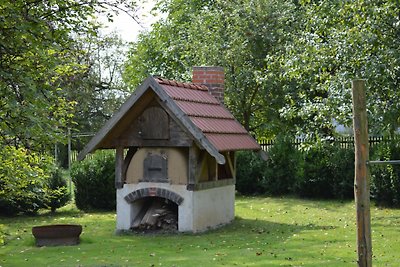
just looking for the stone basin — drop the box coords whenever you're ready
[32,224,82,247]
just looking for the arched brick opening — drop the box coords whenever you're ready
[124,187,184,205]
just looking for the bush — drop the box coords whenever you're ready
[236,151,266,194]
[370,142,400,207]
[236,136,302,196]
[294,143,354,199]
[261,136,302,195]
[0,224,7,245]
[0,146,51,215]
[46,165,70,212]
[71,150,116,211]
[328,145,354,199]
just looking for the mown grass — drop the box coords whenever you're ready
[1,196,399,266]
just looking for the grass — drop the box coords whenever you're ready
[1,196,400,266]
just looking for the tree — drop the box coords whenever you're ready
[0,0,137,213]
[0,0,138,151]
[123,0,298,137]
[277,0,400,139]
[66,32,131,135]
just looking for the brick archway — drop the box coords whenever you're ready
[124,187,184,205]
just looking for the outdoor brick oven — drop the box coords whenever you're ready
[78,67,265,233]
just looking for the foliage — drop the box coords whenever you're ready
[0,224,7,245]
[0,146,52,215]
[236,151,266,195]
[124,0,297,137]
[46,165,70,213]
[71,150,116,211]
[0,0,137,151]
[261,136,302,195]
[370,141,400,207]
[294,143,354,199]
[237,139,354,199]
[125,0,400,141]
[69,32,131,136]
[278,0,400,138]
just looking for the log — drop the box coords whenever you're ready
[133,199,178,231]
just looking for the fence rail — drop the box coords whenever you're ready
[258,136,398,151]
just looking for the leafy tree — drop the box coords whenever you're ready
[278,0,400,139]
[0,0,137,213]
[66,32,131,136]
[0,146,51,215]
[124,0,297,137]
[0,0,138,151]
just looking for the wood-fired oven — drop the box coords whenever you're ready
[78,67,265,233]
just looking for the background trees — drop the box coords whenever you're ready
[124,0,400,140]
[0,0,137,214]
[124,0,297,137]
[0,0,136,151]
[279,0,400,139]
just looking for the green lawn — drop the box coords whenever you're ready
[1,196,399,266]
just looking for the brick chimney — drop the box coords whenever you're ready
[192,66,225,104]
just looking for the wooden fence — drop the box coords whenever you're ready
[70,136,396,161]
[258,136,397,151]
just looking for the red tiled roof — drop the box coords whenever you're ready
[155,77,260,151]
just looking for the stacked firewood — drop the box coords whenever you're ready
[132,199,178,231]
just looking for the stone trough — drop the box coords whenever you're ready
[32,224,82,247]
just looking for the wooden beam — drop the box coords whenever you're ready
[188,146,197,186]
[115,147,124,189]
[352,79,372,267]
[226,152,236,180]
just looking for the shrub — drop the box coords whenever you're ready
[294,143,354,199]
[328,145,354,199]
[261,136,302,195]
[0,224,7,245]
[370,142,400,207]
[236,151,266,194]
[45,165,70,212]
[0,146,51,215]
[71,150,115,211]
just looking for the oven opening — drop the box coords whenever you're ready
[131,196,178,232]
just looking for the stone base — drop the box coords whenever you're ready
[116,183,235,233]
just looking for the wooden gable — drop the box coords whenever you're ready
[111,99,193,148]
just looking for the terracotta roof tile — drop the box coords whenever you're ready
[156,78,261,152]
[190,117,248,134]
[162,84,219,104]
[174,101,234,119]
[205,133,260,151]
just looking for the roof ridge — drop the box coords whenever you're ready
[154,77,208,91]
[171,97,221,105]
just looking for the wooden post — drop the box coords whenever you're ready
[187,146,197,190]
[115,147,124,189]
[351,79,372,267]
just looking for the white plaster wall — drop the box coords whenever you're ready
[192,185,235,232]
[116,183,235,233]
